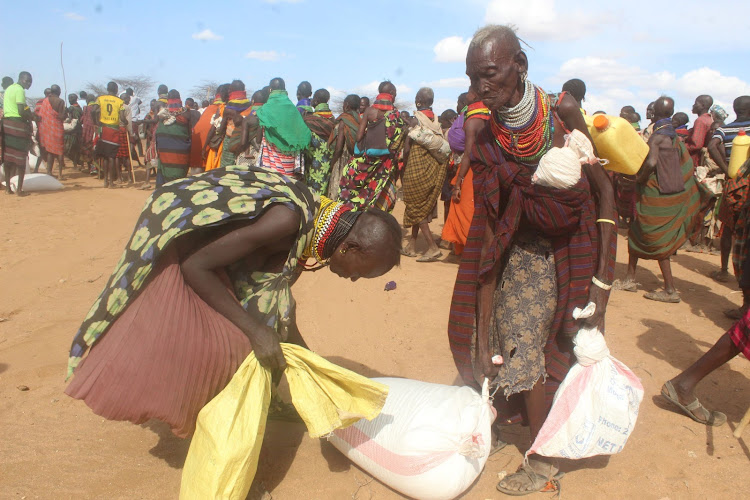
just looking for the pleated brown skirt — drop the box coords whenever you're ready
[65,246,252,438]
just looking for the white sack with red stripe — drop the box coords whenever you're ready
[529,304,644,459]
[328,377,495,500]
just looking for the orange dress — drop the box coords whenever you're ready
[204,104,225,171]
[441,168,474,255]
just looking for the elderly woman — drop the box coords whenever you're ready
[447,25,617,494]
[65,164,402,438]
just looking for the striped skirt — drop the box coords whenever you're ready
[628,142,700,260]
[1,117,31,167]
[156,121,191,183]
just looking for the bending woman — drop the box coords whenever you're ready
[65,164,402,437]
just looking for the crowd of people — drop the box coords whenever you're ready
[2,22,749,497]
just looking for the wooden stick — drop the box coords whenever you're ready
[733,405,750,439]
[125,124,136,183]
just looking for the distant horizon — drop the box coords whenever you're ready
[4,0,749,125]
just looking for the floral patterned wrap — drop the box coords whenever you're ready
[66,165,318,378]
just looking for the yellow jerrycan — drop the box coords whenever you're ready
[584,114,649,175]
[728,129,750,179]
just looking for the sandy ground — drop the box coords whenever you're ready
[1,168,748,500]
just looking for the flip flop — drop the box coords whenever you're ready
[613,279,637,292]
[644,290,680,303]
[661,381,726,426]
[416,251,442,263]
[489,437,508,456]
[496,463,564,496]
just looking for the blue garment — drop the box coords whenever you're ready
[713,120,750,157]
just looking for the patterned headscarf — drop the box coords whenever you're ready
[710,104,728,123]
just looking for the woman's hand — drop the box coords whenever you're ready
[451,184,462,203]
[248,325,287,381]
[582,283,608,330]
[478,344,499,380]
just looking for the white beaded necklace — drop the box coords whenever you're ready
[496,79,536,128]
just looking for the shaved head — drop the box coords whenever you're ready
[653,96,674,119]
[270,77,285,91]
[313,88,330,103]
[378,81,397,98]
[344,94,360,112]
[416,87,434,107]
[734,96,750,117]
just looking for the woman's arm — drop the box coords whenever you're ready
[452,118,484,202]
[180,204,300,373]
[477,222,500,380]
[330,123,346,167]
[558,95,615,329]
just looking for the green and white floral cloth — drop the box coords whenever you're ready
[67,165,318,379]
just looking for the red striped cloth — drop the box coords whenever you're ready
[39,98,65,155]
[728,307,750,360]
[259,133,298,176]
[117,127,129,158]
[447,126,617,400]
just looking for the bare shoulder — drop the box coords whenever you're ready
[262,204,301,232]
[556,93,580,118]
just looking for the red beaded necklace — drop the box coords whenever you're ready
[490,83,553,164]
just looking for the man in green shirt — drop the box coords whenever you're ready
[2,71,34,196]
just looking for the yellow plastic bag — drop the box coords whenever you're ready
[180,343,388,500]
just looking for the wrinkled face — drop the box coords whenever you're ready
[646,104,655,120]
[328,243,393,282]
[466,41,523,111]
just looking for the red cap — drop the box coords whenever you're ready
[738,129,747,136]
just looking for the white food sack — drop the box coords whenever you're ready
[7,173,63,193]
[532,147,582,189]
[529,305,643,459]
[328,377,495,500]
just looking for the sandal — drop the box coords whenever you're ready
[496,462,564,496]
[400,248,417,258]
[489,428,508,457]
[660,381,726,426]
[416,251,442,263]
[644,290,680,303]
[711,270,730,283]
[612,279,637,292]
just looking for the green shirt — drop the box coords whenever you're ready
[2,83,26,119]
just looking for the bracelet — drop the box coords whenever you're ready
[596,218,617,226]
[591,276,612,291]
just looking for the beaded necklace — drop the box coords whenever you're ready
[302,196,362,267]
[490,79,553,165]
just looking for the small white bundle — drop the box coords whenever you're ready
[565,129,597,164]
[532,147,582,189]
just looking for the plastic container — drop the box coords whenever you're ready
[584,114,649,175]
[728,129,750,179]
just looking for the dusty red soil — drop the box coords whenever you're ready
[1,169,748,499]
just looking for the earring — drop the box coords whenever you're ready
[340,248,347,254]
[520,71,528,82]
